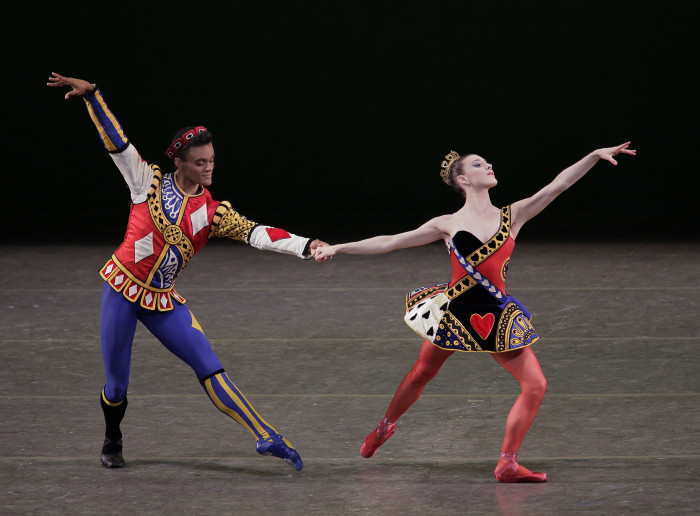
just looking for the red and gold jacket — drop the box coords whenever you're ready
[84,88,311,311]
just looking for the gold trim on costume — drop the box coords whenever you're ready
[405,283,449,310]
[466,206,511,267]
[140,289,158,310]
[497,302,539,352]
[501,258,510,282]
[163,225,183,245]
[145,167,196,278]
[445,275,477,300]
[145,244,175,287]
[84,90,128,152]
[433,312,482,351]
[209,201,257,242]
[110,255,170,292]
[100,256,183,311]
[101,389,124,406]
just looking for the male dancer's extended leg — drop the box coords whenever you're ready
[140,303,303,470]
[99,283,139,467]
[491,346,547,482]
[361,339,454,458]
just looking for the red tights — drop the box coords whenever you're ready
[384,340,547,454]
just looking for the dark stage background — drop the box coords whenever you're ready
[5,3,697,243]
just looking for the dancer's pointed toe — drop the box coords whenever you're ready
[360,418,396,458]
[256,433,303,471]
[494,452,547,483]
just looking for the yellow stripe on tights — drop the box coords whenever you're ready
[215,373,276,437]
[204,378,253,436]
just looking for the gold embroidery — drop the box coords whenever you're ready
[406,284,448,310]
[445,275,477,300]
[209,201,257,243]
[108,255,170,292]
[497,302,538,351]
[163,225,183,245]
[467,206,511,267]
[99,256,184,311]
[443,312,481,351]
[146,167,195,269]
[501,258,510,282]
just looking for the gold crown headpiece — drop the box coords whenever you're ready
[440,150,461,185]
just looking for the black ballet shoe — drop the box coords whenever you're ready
[100,438,125,468]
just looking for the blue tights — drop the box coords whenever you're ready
[99,283,278,440]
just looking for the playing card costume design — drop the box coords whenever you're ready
[86,88,310,311]
[404,206,538,352]
[82,87,308,470]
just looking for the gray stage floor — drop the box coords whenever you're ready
[1,240,699,515]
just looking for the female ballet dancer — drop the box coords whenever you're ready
[315,142,635,482]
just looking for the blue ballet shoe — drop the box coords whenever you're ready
[256,433,303,471]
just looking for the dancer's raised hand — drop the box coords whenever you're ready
[594,142,636,166]
[47,72,95,99]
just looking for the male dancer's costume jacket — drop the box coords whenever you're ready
[84,88,311,311]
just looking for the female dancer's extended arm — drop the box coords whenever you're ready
[314,215,452,261]
[510,142,636,236]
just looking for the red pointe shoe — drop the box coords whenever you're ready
[494,452,547,483]
[360,418,396,458]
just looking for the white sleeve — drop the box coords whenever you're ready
[248,225,311,259]
[109,144,154,204]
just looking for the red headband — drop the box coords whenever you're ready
[165,126,208,158]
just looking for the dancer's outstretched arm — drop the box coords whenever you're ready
[511,142,636,236]
[47,72,154,203]
[314,215,452,261]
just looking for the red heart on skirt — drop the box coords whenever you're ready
[470,313,495,340]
